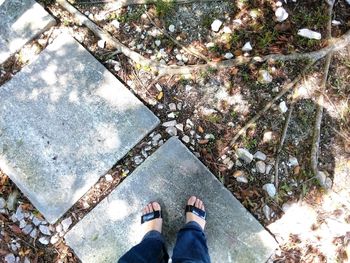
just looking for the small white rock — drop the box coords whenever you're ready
[332,20,341,26]
[288,156,299,167]
[236,176,248,183]
[168,103,177,111]
[223,26,232,34]
[111,20,120,29]
[256,161,266,173]
[258,70,273,83]
[211,19,223,32]
[167,112,176,118]
[162,120,177,127]
[242,42,253,52]
[175,123,184,132]
[61,217,72,232]
[155,40,161,47]
[297,29,322,40]
[32,216,43,226]
[263,205,271,220]
[263,183,276,197]
[97,39,106,49]
[236,148,254,164]
[275,7,289,22]
[182,135,190,143]
[39,225,51,236]
[38,236,50,245]
[155,83,162,91]
[105,174,113,182]
[166,126,177,136]
[279,101,288,113]
[177,102,183,110]
[30,228,38,238]
[4,253,16,263]
[254,151,267,161]
[19,219,27,229]
[22,224,33,235]
[265,164,273,175]
[50,234,60,244]
[224,53,234,59]
[15,206,24,221]
[168,24,175,32]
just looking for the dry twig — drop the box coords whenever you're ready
[57,0,350,77]
[310,0,335,176]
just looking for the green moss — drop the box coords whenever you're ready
[292,6,329,29]
[154,0,174,17]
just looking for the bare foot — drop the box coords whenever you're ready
[142,202,162,235]
[186,196,206,230]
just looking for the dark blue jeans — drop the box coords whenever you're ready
[119,221,211,263]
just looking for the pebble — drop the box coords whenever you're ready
[224,53,234,59]
[155,83,162,91]
[275,7,289,22]
[15,206,24,221]
[236,148,254,164]
[30,228,38,238]
[263,183,276,197]
[263,205,271,220]
[288,156,299,167]
[182,135,190,143]
[50,234,60,244]
[175,123,184,132]
[166,126,177,136]
[134,156,143,165]
[242,42,253,52]
[32,216,43,226]
[38,236,50,245]
[7,191,19,211]
[236,176,248,183]
[235,159,243,167]
[22,224,33,235]
[168,103,177,111]
[177,102,183,110]
[162,120,177,127]
[279,101,288,113]
[0,197,6,209]
[19,219,27,229]
[167,112,176,119]
[105,174,113,182]
[254,151,267,161]
[4,253,15,263]
[152,133,162,142]
[223,26,232,34]
[61,217,73,232]
[168,24,175,32]
[211,19,223,32]
[331,20,341,26]
[39,225,51,235]
[97,39,106,49]
[24,257,30,263]
[265,164,273,175]
[297,29,322,40]
[316,171,332,189]
[176,54,183,61]
[155,40,161,47]
[233,170,245,178]
[256,161,266,173]
[186,119,194,128]
[111,20,120,29]
[258,70,273,83]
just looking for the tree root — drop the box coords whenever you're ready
[58,0,350,77]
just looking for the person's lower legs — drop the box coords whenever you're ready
[172,196,211,263]
[118,230,168,263]
[118,202,169,263]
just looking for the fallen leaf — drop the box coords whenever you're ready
[197,126,204,133]
[10,224,22,234]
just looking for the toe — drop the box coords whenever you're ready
[143,206,148,215]
[148,203,153,212]
[201,202,205,211]
[188,196,197,206]
[195,198,201,208]
[152,202,161,211]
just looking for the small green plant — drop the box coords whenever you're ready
[257,31,277,49]
[117,7,145,23]
[206,114,222,123]
[230,110,237,119]
[242,136,257,150]
[154,0,174,17]
[292,6,329,29]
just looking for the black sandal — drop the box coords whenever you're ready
[141,210,162,224]
[185,205,206,220]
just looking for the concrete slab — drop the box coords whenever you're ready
[65,137,277,263]
[0,0,56,64]
[0,34,160,223]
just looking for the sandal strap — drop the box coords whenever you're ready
[141,210,162,224]
[185,205,206,220]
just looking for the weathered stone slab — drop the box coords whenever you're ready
[0,34,160,223]
[65,137,277,263]
[0,0,56,64]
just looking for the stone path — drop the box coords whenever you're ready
[0,1,277,261]
[0,0,55,64]
[65,137,277,263]
[0,33,159,223]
